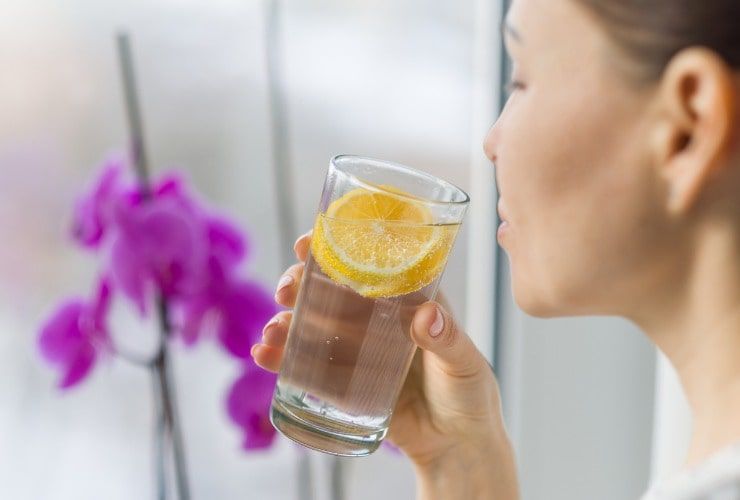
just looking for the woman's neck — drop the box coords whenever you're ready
[637,219,740,468]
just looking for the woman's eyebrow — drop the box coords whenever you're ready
[502,21,523,44]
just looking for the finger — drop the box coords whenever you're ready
[251,344,284,373]
[410,302,482,378]
[293,230,313,263]
[261,311,292,347]
[274,263,304,307]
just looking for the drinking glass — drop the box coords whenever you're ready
[270,155,469,456]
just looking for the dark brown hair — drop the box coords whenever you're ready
[574,0,740,80]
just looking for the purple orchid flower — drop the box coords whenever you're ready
[226,358,278,450]
[175,211,276,355]
[216,280,277,359]
[40,156,280,451]
[176,277,277,357]
[110,192,208,315]
[38,277,112,389]
[174,211,251,347]
[205,214,248,273]
[71,157,124,248]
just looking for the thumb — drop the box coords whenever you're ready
[410,301,482,378]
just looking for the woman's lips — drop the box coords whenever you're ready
[497,200,510,242]
[497,199,510,223]
[497,220,510,242]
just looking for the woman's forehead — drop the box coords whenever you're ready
[506,0,613,61]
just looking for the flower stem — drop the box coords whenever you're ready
[116,31,191,500]
[116,32,151,197]
[151,370,166,500]
[154,296,191,500]
[115,346,158,367]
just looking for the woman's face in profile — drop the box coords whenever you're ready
[485,0,681,318]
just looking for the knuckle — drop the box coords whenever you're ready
[441,317,459,349]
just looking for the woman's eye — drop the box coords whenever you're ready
[505,80,525,95]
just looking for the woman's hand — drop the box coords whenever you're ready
[252,231,519,500]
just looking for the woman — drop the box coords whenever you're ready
[252,0,740,498]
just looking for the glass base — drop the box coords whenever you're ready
[270,397,387,457]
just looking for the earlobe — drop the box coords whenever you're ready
[654,48,736,216]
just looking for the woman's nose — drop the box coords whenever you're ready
[483,120,501,163]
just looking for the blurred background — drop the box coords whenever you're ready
[0,0,680,498]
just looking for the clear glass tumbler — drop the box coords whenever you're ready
[270,155,469,456]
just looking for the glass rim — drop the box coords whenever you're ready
[331,154,471,207]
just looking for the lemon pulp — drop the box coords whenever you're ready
[310,186,458,298]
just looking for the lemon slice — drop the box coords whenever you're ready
[310,186,457,298]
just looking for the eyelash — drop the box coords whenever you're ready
[505,80,525,95]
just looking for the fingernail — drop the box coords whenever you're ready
[430,307,444,337]
[261,317,280,343]
[293,232,309,250]
[276,274,294,294]
[250,344,259,357]
[263,316,280,333]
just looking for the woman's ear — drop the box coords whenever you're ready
[650,48,736,216]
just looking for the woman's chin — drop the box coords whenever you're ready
[512,281,604,318]
[514,296,561,318]
[511,282,571,318]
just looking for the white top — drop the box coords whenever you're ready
[642,443,740,500]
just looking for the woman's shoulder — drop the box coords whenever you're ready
[642,443,740,500]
